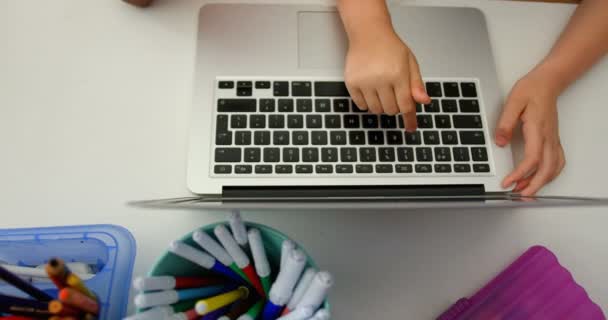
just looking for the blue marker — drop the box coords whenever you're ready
[262,249,307,320]
[169,241,243,283]
[134,285,235,309]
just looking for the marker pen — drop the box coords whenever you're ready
[122,306,173,320]
[229,211,249,247]
[168,241,242,283]
[276,307,313,320]
[283,268,316,315]
[193,230,249,283]
[280,240,295,270]
[195,286,249,316]
[262,249,307,320]
[133,275,225,292]
[248,228,272,295]
[134,285,232,309]
[309,309,330,320]
[295,271,333,312]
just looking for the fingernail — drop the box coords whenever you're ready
[495,135,507,146]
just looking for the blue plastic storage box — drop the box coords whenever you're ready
[0,224,136,320]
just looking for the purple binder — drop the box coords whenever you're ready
[438,246,605,320]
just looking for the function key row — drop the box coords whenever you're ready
[214,163,490,175]
[425,82,478,98]
[218,81,350,97]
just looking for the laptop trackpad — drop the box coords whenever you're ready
[298,11,347,69]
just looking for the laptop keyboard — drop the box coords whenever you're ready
[211,78,492,176]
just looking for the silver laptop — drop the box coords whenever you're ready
[133,4,607,209]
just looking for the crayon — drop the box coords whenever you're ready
[59,288,99,315]
[195,287,249,316]
[0,265,53,302]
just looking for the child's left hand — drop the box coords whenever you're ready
[494,66,566,196]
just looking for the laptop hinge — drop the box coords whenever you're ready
[222,185,485,201]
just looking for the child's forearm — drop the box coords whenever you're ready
[536,0,608,94]
[337,0,394,42]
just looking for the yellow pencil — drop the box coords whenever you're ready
[195,286,249,315]
[66,273,97,300]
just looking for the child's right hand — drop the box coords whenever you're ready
[344,28,431,132]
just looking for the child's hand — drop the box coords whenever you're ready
[344,29,430,131]
[495,68,566,196]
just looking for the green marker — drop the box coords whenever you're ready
[192,230,251,285]
[241,300,264,320]
[248,228,271,296]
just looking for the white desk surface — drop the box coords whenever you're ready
[1,0,607,318]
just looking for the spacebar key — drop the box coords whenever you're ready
[314,82,350,97]
[218,99,256,112]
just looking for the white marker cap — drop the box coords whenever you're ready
[168,241,215,269]
[229,211,249,246]
[248,228,271,277]
[276,307,314,320]
[296,271,333,311]
[286,268,316,309]
[269,249,307,306]
[217,317,230,320]
[214,225,250,268]
[236,315,253,320]
[122,306,173,320]
[280,240,295,270]
[134,290,178,309]
[165,312,188,320]
[310,309,330,320]
[193,230,234,266]
[133,276,176,292]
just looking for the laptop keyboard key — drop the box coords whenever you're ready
[415,164,433,173]
[273,81,289,96]
[296,99,313,112]
[378,148,396,162]
[287,115,304,128]
[231,115,247,128]
[306,115,323,128]
[459,100,480,113]
[375,164,393,173]
[260,99,275,112]
[218,81,234,89]
[235,165,253,174]
[405,131,422,145]
[217,115,229,131]
[263,148,280,162]
[244,148,261,162]
[216,132,232,145]
[441,131,458,145]
[255,81,271,89]
[359,148,377,162]
[315,99,331,112]
[296,165,313,174]
[214,165,232,174]
[250,115,266,129]
[334,99,350,112]
[311,131,328,145]
[396,164,413,173]
[368,131,385,145]
[387,131,403,144]
[235,131,251,145]
[340,148,357,162]
[362,115,379,128]
[292,81,312,96]
[397,147,414,162]
[278,99,294,112]
[424,100,440,113]
[215,148,241,163]
[380,115,397,128]
[276,165,293,174]
[443,82,460,97]
[417,115,433,128]
[325,115,341,129]
[460,131,486,145]
[330,131,347,145]
[435,115,451,128]
[349,131,366,145]
[356,164,374,173]
[302,148,319,162]
[283,148,299,162]
[292,131,309,145]
[314,81,350,97]
[416,147,433,162]
[453,115,483,128]
[453,147,470,162]
[425,82,442,97]
[471,147,488,161]
[474,164,490,172]
[315,164,334,174]
[273,131,289,145]
[454,164,471,173]
[217,99,256,113]
[461,82,478,97]
[435,164,452,173]
[344,115,360,128]
[336,164,354,174]
[441,99,458,113]
[321,148,338,162]
[269,115,284,128]
[254,131,270,145]
[255,165,272,174]
[423,131,440,145]
[434,147,452,162]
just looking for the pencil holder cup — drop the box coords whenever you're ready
[147,221,330,313]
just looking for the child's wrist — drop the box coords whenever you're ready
[347,22,396,46]
[532,58,573,96]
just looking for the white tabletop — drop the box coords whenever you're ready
[1,0,607,318]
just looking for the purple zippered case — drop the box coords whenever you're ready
[438,246,605,320]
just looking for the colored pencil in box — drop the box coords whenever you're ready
[133,275,226,292]
[46,258,97,301]
[192,229,249,283]
[214,225,265,298]
[58,288,99,315]
[134,285,236,309]
[0,294,51,318]
[0,265,53,301]
[48,300,81,317]
[168,241,243,283]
